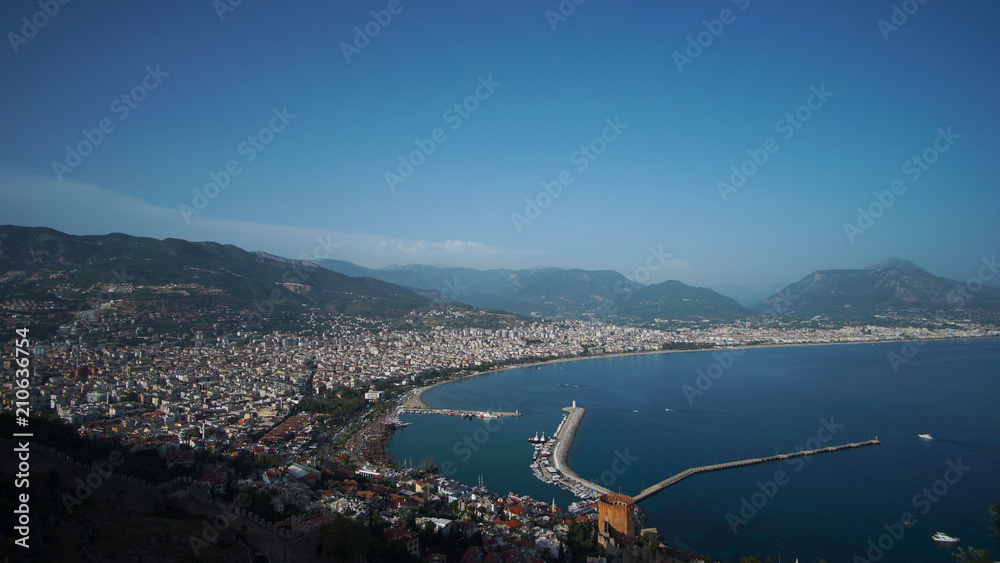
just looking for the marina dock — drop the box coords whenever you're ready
[633,438,880,502]
[398,386,521,418]
[398,406,521,418]
[530,402,612,499]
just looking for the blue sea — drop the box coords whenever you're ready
[389,339,1000,562]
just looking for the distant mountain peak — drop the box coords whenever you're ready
[758,258,1000,322]
[315,258,750,321]
[863,257,926,272]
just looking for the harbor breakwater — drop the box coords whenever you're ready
[531,404,612,498]
[533,403,880,504]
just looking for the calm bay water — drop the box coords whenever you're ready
[389,339,1000,562]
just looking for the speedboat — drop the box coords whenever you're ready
[918,434,933,440]
[932,532,959,543]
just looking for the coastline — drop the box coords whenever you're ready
[384,336,1000,560]
[401,335,998,412]
[390,335,998,500]
[400,386,435,410]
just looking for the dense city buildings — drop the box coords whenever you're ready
[3,299,998,561]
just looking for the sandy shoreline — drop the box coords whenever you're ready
[400,386,435,409]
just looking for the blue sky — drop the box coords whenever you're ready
[1,0,998,289]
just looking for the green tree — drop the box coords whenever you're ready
[318,513,372,562]
[953,547,992,563]
[637,530,660,548]
[384,540,418,563]
[566,520,596,561]
[953,503,1000,562]
[990,504,1000,553]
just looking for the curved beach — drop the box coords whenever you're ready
[396,336,982,413]
[400,386,434,409]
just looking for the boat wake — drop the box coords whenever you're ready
[935,438,1000,451]
[670,408,737,416]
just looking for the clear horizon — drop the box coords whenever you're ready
[2,1,998,289]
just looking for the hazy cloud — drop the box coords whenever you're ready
[0,165,528,269]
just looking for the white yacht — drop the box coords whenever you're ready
[918,434,933,440]
[932,532,959,543]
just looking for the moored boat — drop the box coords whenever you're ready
[932,532,959,543]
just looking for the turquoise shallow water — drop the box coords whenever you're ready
[389,339,1000,562]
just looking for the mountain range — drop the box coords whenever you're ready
[315,260,750,322]
[0,226,517,333]
[2,226,998,329]
[317,256,1000,324]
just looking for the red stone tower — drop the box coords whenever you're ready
[597,493,635,547]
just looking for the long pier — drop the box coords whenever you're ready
[634,438,880,502]
[398,406,521,418]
